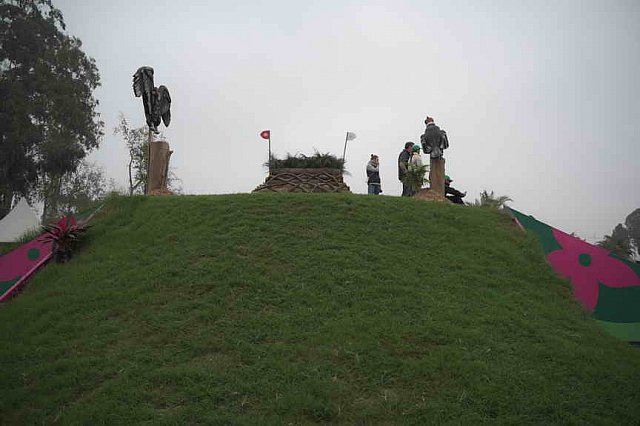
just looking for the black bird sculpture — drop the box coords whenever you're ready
[132,66,171,134]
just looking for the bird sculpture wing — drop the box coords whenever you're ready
[132,66,154,98]
[133,66,156,129]
[157,85,172,127]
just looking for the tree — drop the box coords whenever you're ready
[0,0,103,219]
[625,208,640,258]
[45,160,107,220]
[596,208,640,260]
[114,114,182,195]
[114,114,149,195]
[472,190,512,209]
[598,223,632,260]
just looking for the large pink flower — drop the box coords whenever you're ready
[547,229,640,311]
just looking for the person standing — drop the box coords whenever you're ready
[366,154,382,195]
[398,142,414,196]
[409,144,423,167]
[420,116,449,160]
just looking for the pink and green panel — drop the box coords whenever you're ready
[508,208,640,342]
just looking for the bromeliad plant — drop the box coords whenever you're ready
[40,215,90,263]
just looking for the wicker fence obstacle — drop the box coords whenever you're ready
[253,168,351,193]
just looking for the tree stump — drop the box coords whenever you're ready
[429,157,446,196]
[147,141,173,194]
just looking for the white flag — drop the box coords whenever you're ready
[346,132,357,141]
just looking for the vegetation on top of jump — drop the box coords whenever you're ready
[1,193,638,424]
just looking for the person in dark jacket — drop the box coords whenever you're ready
[366,154,382,195]
[398,142,414,196]
[420,116,449,159]
[445,175,466,204]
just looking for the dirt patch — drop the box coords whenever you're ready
[414,188,450,203]
[148,189,175,196]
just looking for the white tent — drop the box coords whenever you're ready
[0,198,41,242]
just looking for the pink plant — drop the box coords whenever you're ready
[40,215,90,263]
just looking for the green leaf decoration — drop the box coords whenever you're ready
[0,277,20,295]
[506,208,563,254]
[592,283,640,323]
[608,252,640,278]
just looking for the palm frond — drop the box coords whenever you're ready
[403,163,429,192]
[472,190,512,209]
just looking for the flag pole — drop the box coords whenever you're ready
[268,134,272,175]
[342,132,349,167]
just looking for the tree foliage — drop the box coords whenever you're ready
[598,208,640,260]
[625,208,640,257]
[598,223,632,260]
[0,0,103,219]
[114,114,149,195]
[45,160,107,220]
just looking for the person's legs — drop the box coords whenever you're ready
[446,195,464,204]
[374,185,382,195]
[368,184,375,195]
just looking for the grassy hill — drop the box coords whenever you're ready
[1,193,639,424]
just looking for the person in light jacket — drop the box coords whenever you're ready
[409,144,423,168]
[366,154,382,195]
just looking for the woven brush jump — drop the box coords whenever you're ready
[253,168,351,193]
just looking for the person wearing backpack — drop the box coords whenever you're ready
[420,116,449,159]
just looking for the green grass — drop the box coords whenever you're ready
[1,193,639,424]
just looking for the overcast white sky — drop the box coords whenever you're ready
[56,0,639,242]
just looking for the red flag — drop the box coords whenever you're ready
[260,130,270,139]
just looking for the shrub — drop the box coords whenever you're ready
[266,151,345,171]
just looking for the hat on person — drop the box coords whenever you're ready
[445,175,452,182]
[412,144,421,152]
[425,116,434,124]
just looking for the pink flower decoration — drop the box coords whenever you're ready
[547,229,640,311]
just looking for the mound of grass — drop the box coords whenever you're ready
[0,193,638,424]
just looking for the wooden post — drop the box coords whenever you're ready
[148,140,173,193]
[429,157,446,196]
[145,130,154,194]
